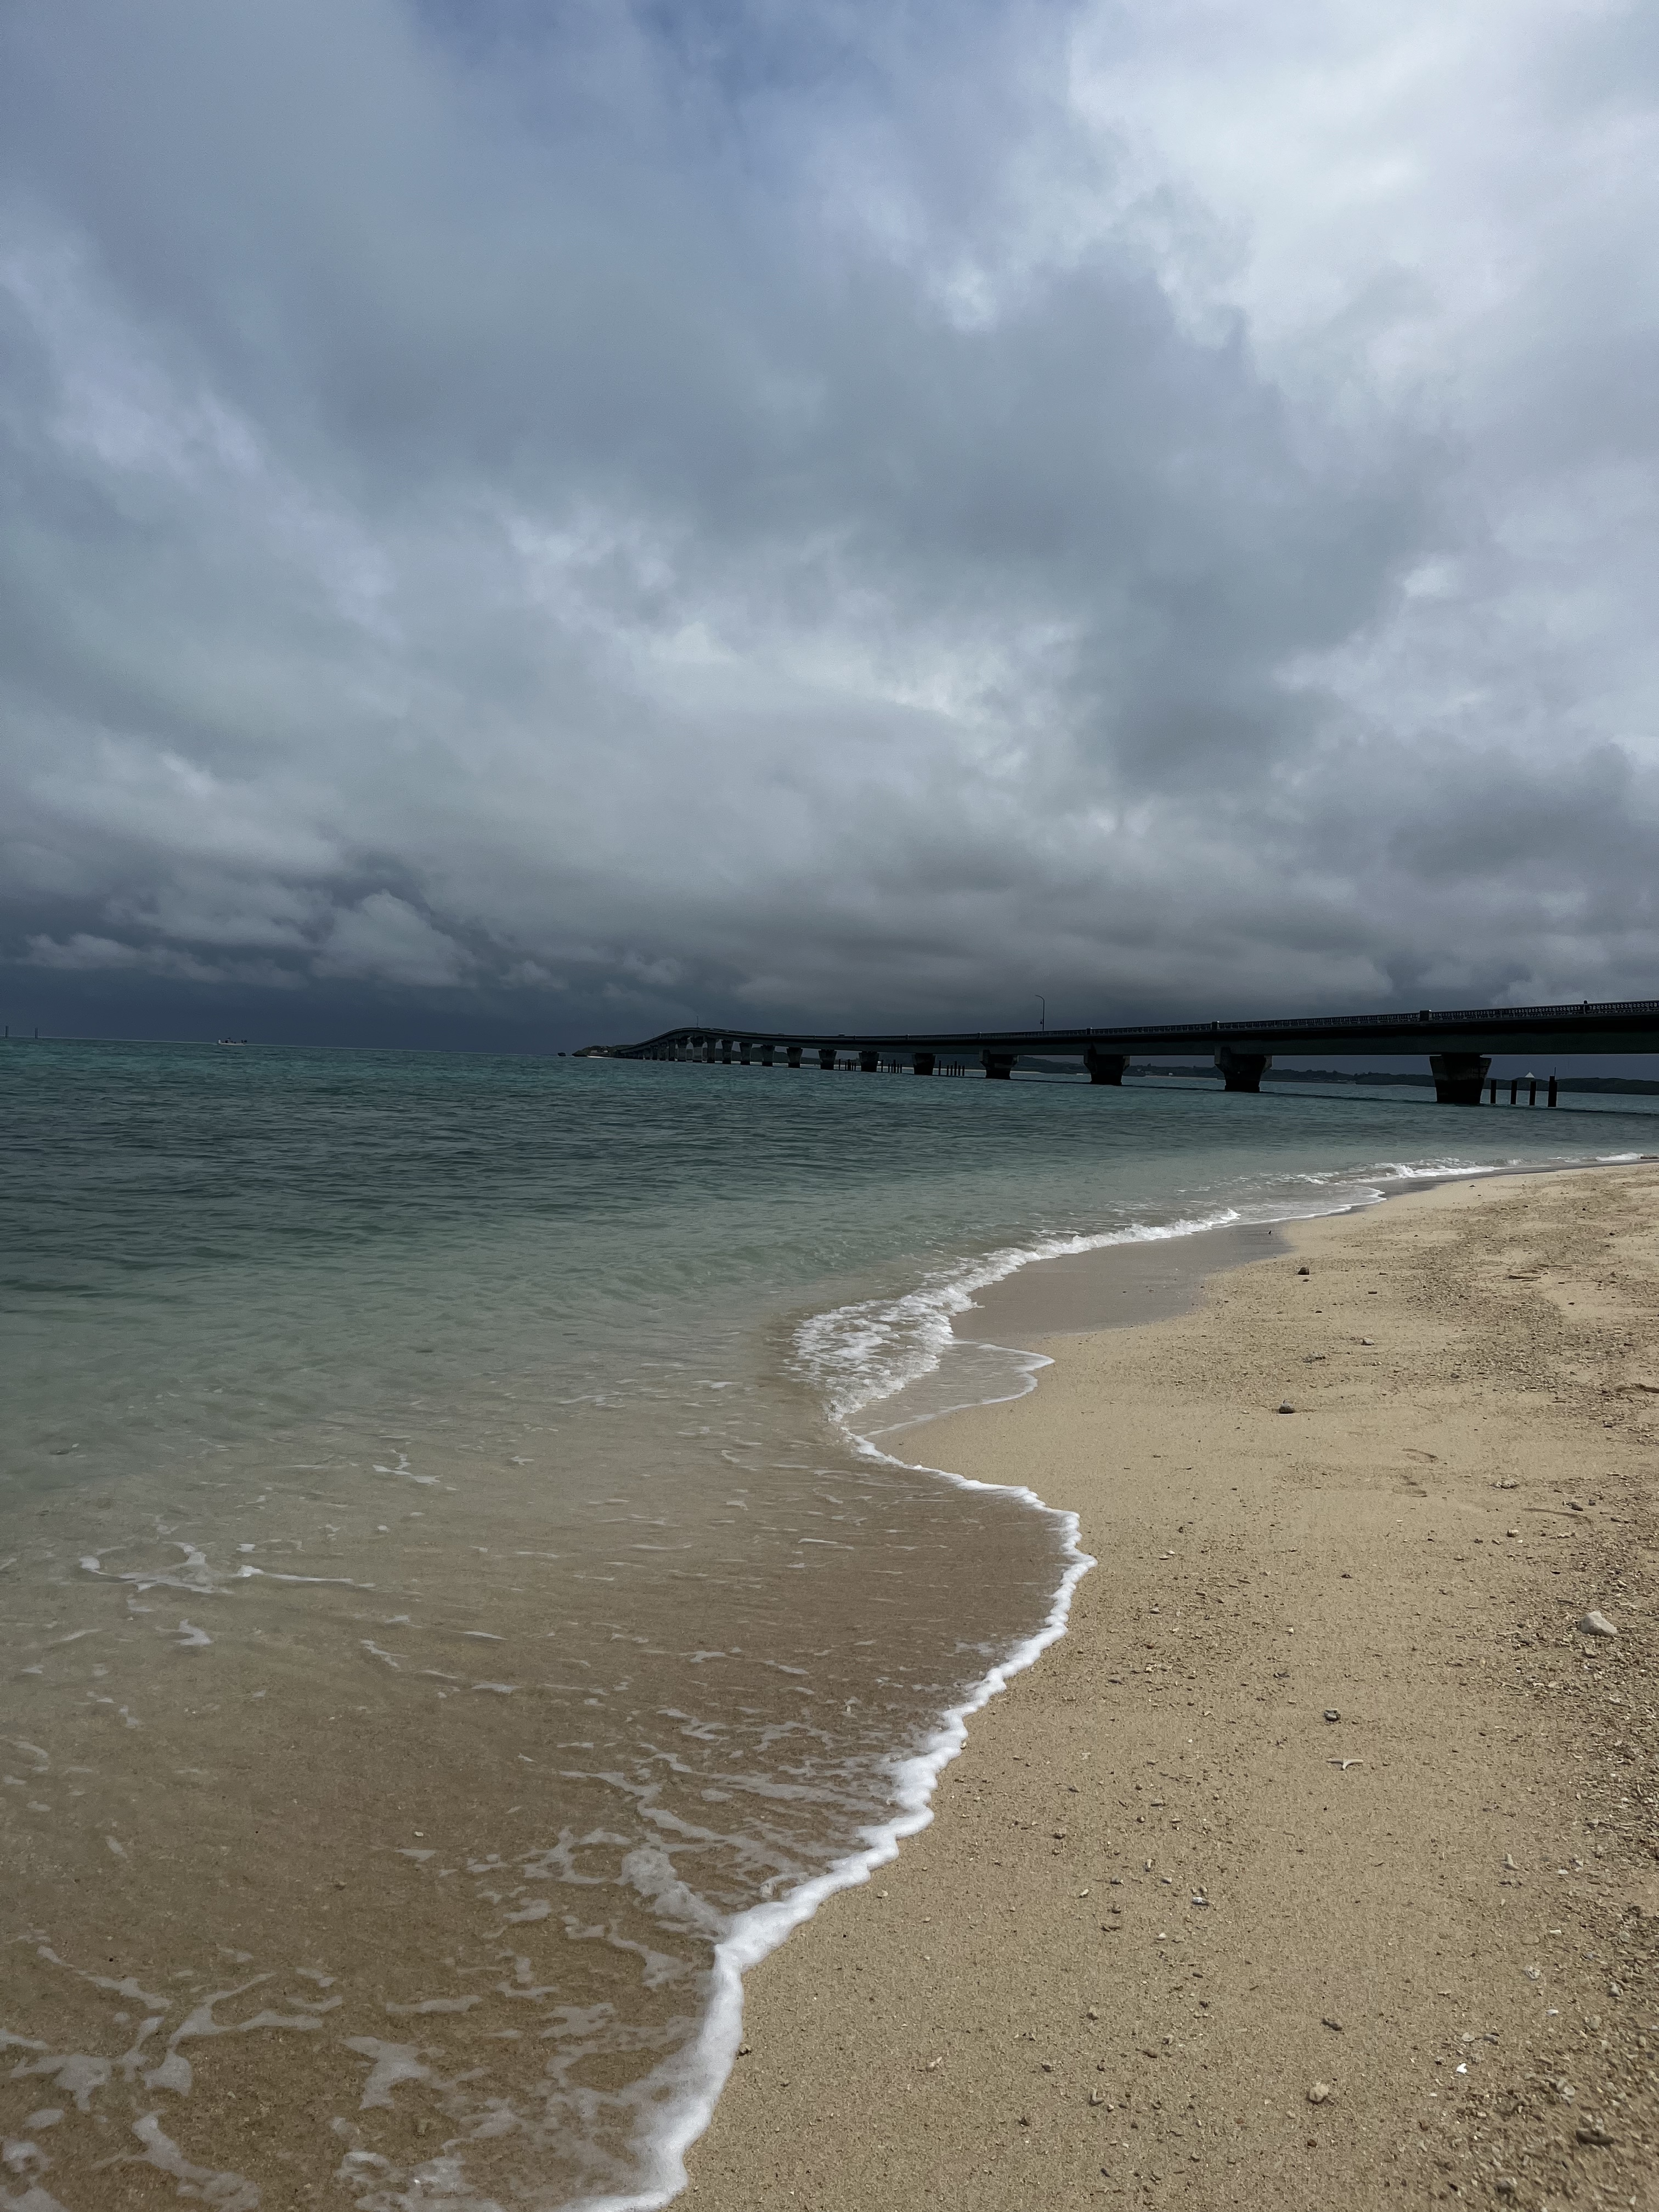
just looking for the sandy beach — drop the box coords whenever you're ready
[687,1164,1659,2209]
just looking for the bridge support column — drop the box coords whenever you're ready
[720,1038,733,1064]
[1084,1048,1127,1086]
[982,1050,1016,1080]
[859,1049,880,1073]
[759,1044,774,1066]
[703,1039,718,1063]
[739,1041,753,1064]
[787,1045,802,1068]
[1430,1051,1490,1107]
[1215,1047,1271,1093]
[912,1051,935,1076]
[817,1047,837,1071]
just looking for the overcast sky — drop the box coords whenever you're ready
[3,1,1657,1049]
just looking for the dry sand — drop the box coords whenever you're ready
[686,1164,1659,2209]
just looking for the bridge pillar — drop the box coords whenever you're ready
[720,1038,734,1064]
[1215,1048,1271,1093]
[1430,1051,1490,1107]
[1084,1048,1127,1086]
[982,1049,1017,1080]
[703,1038,718,1063]
[818,1047,837,1071]
[787,1045,802,1068]
[912,1051,935,1076]
[859,1048,880,1073]
[739,1040,753,1064]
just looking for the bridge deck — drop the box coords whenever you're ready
[610,997,1659,1062]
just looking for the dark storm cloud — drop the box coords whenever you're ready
[3,0,1658,1045]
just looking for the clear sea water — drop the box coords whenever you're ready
[3,1039,1654,2209]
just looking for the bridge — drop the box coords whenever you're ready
[600,997,1659,1104]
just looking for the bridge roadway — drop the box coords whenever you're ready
[608,997,1659,1103]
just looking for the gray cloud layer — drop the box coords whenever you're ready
[3,0,1658,1043]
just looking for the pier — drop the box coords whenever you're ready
[598,997,1659,1104]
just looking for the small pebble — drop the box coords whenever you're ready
[1322,1708,1340,1723]
[1278,1401,1295,1415]
[1307,2081,1332,2106]
[1578,1611,1618,1638]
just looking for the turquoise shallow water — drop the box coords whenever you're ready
[11,1041,1652,1502]
[2,1038,1655,2207]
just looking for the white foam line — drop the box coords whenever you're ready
[569,1137,1637,2211]
[571,1447,1091,2212]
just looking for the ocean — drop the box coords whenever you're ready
[4,1039,1654,2209]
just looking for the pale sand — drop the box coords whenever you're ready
[686,1165,1659,2209]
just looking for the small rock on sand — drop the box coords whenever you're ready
[1307,2081,1333,2105]
[1278,1401,1295,1414]
[1578,1611,1618,1638]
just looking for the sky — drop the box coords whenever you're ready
[3,0,1658,1052]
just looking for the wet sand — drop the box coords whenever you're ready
[686,1164,1659,2209]
[955,1217,1298,1341]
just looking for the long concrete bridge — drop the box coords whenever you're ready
[602,997,1659,1104]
